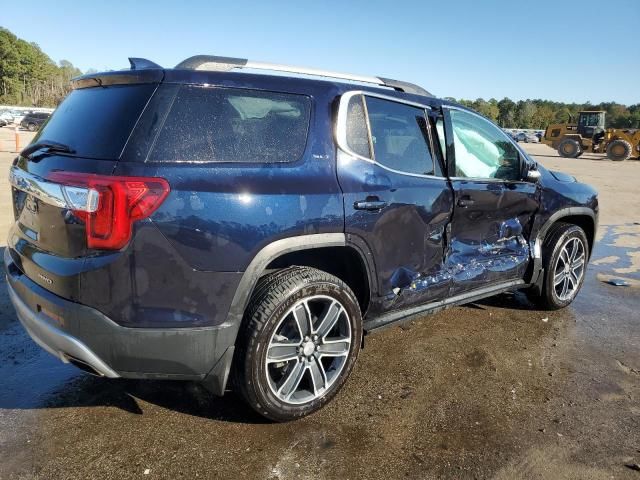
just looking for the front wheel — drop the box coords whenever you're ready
[557,138,581,158]
[535,223,589,310]
[233,267,362,421]
[606,139,632,161]
[27,123,37,132]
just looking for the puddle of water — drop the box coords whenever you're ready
[0,323,82,409]
[590,223,640,285]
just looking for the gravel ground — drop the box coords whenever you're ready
[0,129,638,479]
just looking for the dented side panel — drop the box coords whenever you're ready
[447,179,538,295]
[337,152,454,310]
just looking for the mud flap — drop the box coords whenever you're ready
[201,345,235,396]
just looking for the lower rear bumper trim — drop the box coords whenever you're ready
[8,282,120,378]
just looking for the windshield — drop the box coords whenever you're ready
[31,84,156,160]
[579,113,603,128]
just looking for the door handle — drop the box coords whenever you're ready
[457,196,475,207]
[354,199,388,211]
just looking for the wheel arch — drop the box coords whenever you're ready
[225,233,373,337]
[266,247,371,314]
[529,207,597,286]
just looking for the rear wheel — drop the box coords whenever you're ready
[27,122,37,132]
[557,138,581,158]
[233,267,362,422]
[534,223,589,310]
[606,139,632,161]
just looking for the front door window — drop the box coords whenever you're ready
[449,109,521,181]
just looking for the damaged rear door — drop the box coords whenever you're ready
[443,107,539,295]
[336,92,453,309]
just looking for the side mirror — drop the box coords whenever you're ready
[525,162,541,182]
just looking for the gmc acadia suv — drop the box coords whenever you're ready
[5,55,598,421]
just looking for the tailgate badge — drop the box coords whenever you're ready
[37,273,53,285]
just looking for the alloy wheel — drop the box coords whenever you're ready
[265,295,351,405]
[553,237,586,301]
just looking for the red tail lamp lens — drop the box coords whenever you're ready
[48,172,170,250]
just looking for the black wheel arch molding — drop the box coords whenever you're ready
[210,232,376,394]
[527,206,598,287]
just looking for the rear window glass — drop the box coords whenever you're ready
[32,84,155,159]
[345,94,371,158]
[365,96,435,176]
[148,86,311,163]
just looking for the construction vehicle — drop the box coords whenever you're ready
[542,110,640,161]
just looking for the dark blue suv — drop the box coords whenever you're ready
[5,55,598,421]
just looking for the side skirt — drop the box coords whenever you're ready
[364,279,527,332]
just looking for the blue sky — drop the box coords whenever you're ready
[4,0,639,104]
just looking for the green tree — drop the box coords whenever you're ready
[0,27,82,106]
[472,98,499,122]
[515,101,537,129]
[497,98,516,127]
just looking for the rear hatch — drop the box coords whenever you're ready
[7,71,162,299]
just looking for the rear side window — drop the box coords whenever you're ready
[32,84,156,159]
[345,94,371,158]
[365,96,435,176]
[149,86,311,163]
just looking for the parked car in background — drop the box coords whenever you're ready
[515,131,539,143]
[12,110,29,125]
[0,110,18,124]
[0,118,8,128]
[6,55,598,421]
[21,112,50,131]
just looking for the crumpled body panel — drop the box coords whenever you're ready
[389,217,531,300]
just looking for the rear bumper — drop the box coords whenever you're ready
[8,282,120,378]
[4,248,235,394]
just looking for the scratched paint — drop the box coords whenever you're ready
[391,218,530,297]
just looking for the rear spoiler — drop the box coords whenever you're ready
[71,58,164,89]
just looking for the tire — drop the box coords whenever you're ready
[557,138,581,158]
[27,123,37,132]
[233,266,362,422]
[606,139,632,161]
[534,223,589,310]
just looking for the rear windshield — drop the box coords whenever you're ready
[148,86,311,163]
[31,84,156,159]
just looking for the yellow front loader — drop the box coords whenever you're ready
[543,110,640,161]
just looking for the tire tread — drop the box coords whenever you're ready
[232,266,361,421]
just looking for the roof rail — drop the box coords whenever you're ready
[174,55,432,97]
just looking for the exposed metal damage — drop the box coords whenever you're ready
[389,218,530,297]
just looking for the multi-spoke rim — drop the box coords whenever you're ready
[265,295,351,405]
[553,236,586,301]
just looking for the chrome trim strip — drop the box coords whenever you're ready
[448,176,520,183]
[335,90,444,180]
[8,166,98,213]
[9,166,70,210]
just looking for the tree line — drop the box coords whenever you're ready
[0,27,91,107]
[1,26,638,128]
[446,97,640,130]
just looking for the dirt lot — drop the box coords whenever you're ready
[0,129,638,479]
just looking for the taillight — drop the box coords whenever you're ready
[48,172,170,250]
